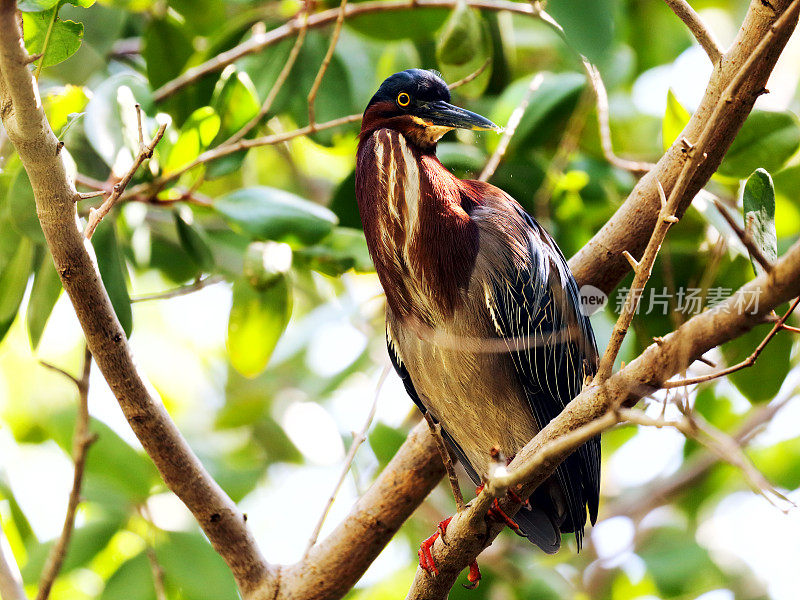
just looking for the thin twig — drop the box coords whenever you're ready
[423,412,466,512]
[151,1,561,102]
[711,195,774,273]
[130,275,225,303]
[663,297,800,388]
[36,346,97,600]
[302,364,389,558]
[84,114,167,240]
[307,0,348,126]
[582,60,655,174]
[146,547,168,600]
[595,180,678,381]
[224,3,311,146]
[478,73,543,181]
[663,0,724,65]
[447,57,492,90]
[145,113,361,191]
[618,407,793,509]
[0,523,26,600]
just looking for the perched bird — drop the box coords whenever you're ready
[355,69,600,566]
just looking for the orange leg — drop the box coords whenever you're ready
[418,516,452,576]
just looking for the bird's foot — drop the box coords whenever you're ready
[462,560,481,589]
[506,487,530,507]
[418,516,452,576]
[475,485,527,538]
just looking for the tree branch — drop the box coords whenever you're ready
[307,0,348,126]
[662,296,799,388]
[570,0,799,296]
[663,0,725,64]
[151,0,560,102]
[0,6,276,599]
[83,106,167,240]
[35,346,96,600]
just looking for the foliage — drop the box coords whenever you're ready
[0,1,799,600]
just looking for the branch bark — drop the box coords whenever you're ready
[570,0,799,295]
[0,4,275,599]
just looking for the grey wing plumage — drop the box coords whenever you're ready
[485,205,600,549]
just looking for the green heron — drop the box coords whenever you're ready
[355,69,600,575]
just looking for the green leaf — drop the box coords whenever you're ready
[328,171,361,230]
[23,9,84,69]
[101,552,156,600]
[721,321,792,403]
[22,519,121,583]
[0,479,36,544]
[662,89,691,152]
[211,66,260,141]
[437,4,484,66]
[215,187,337,246]
[718,110,800,179]
[489,73,585,153]
[639,527,722,597]
[295,228,373,276]
[91,221,133,337]
[8,168,45,243]
[547,0,615,68]
[18,0,59,11]
[227,276,291,378]
[347,8,450,40]
[164,106,220,174]
[155,531,239,600]
[369,423,406,468]
[84,73,153,169]
[750,436,800,489]
[143,16,194,90]
[436,5,492,98]
[26,252,62,349]
[44,84,90,134]
[174,210,215,271]
[741,168,777,276]
[0,238,35,343]
[35,407,158,502]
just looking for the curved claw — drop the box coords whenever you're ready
[462,560,481,589]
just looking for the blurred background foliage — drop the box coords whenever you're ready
[1,0,800,599]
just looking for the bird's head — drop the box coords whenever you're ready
[360,69,501,149]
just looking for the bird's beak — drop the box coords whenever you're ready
[417,100,502,132]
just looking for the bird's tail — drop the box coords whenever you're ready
[514,504,561,554]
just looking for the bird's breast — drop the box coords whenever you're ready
[356,129,478,323]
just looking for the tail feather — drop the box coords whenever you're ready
[514,504,561,554]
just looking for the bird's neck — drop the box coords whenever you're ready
[356,129,479,321]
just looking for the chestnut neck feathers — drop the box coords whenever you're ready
[356,128,479,322]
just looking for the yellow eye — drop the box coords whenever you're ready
[397,92,411,107]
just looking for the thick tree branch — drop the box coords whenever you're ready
[570,0,799,295]
[0,5,275,599]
